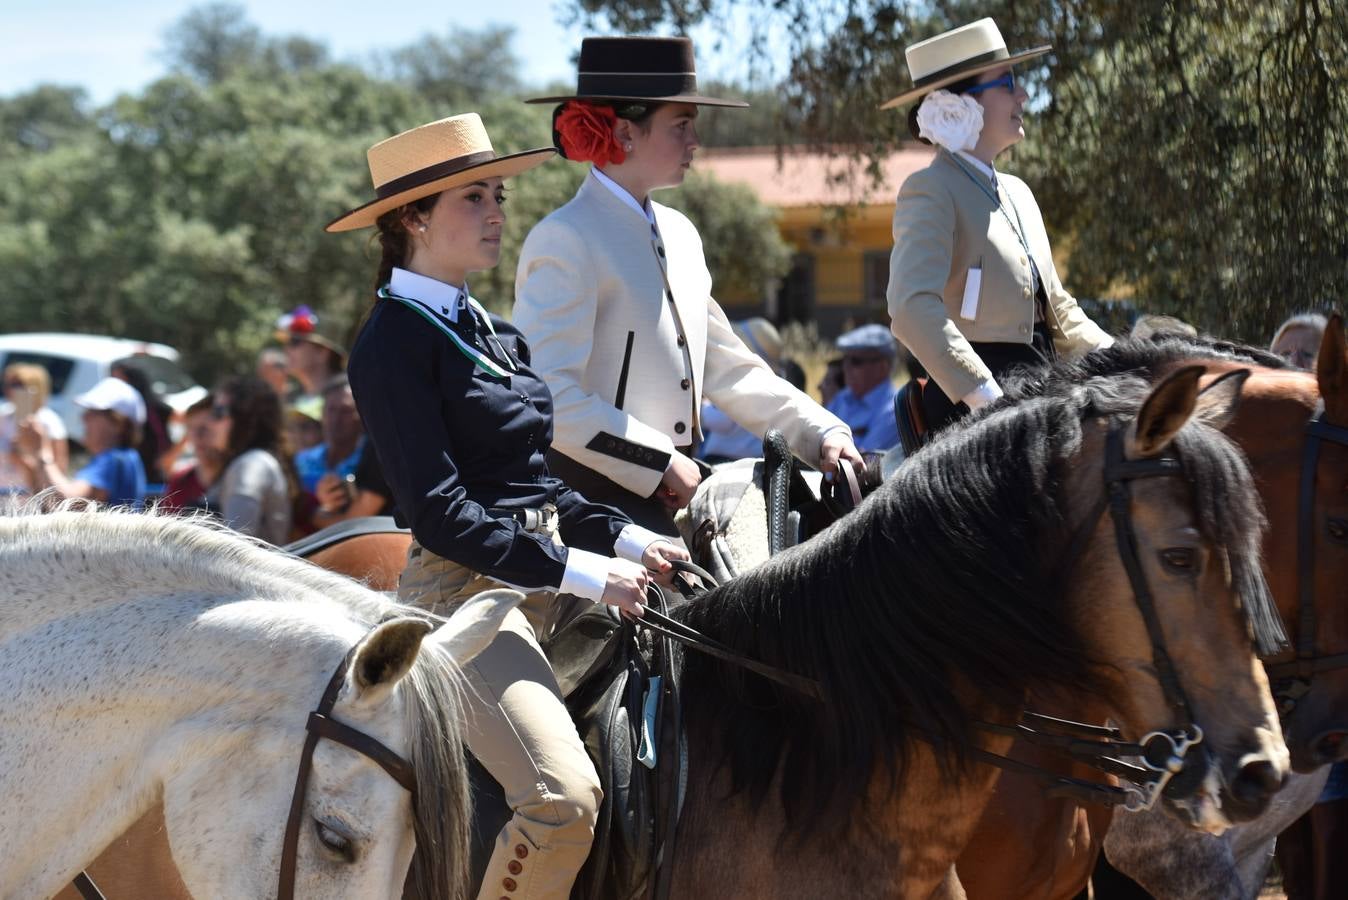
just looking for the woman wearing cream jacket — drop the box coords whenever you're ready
[883,19,1113,432]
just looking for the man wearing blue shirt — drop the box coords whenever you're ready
[826,324,902,452]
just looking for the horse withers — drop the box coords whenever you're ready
[666,368,1288,898]
[0,506,516,900]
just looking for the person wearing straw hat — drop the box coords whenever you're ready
[514,36,860,536]
[328,112,688,900]
[882,18,1113,434]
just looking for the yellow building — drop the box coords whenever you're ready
[696,145,934,335]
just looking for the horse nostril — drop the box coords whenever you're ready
[1313,731,1348,763]
[1232,759,1283,805]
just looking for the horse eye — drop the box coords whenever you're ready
[1328,518,1348,544]
[1159,548,1195,573]
[314,818,356,863]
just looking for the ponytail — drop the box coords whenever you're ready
[371,194,440,292]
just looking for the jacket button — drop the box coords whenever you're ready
[1019,324,1029,334]
[676,335,686,347]
[502,878,518,892]
[515,844,528,858]
[674,422,686,435]
[508,860,523,875]
[680,378,690,390]
[1022,286,1031,298]
[1019,256,1028,266]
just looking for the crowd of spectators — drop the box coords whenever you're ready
[0,306,393,546]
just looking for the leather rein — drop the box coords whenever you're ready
[70,634,422,900]
[1264,403,1348,712]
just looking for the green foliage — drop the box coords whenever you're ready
[570,0,1348,343]
[0,3,791,383]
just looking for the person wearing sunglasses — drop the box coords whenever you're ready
[204,374,297,544]
[881,19,1113,434]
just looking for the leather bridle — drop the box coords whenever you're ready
[69,637,420,900]
[1264,403,1348,713]
[276,642,419,900]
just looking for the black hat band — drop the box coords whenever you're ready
[576,71,699,98]
[374,150,500,200]
[911,47,1010,89]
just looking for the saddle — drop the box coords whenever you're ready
[467,599,686,900]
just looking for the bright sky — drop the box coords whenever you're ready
[1,0,779,104]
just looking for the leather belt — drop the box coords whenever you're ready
[491,503,559,535]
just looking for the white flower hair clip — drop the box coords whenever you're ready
[915,90,985,153]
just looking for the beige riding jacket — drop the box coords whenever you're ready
[887,149,1112,403]
[515,174,846,497]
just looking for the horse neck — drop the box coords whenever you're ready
[0,587,359,896]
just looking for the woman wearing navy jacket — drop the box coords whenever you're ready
[328,112,686,900]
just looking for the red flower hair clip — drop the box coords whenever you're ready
[555,101,627,167]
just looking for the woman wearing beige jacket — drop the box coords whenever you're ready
[883,19,1114,432]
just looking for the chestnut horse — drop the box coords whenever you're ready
[52,518,413,900]
[956,324,1348,899]
[666,369,1288,899]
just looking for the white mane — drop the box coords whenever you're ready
[0,500,390,625]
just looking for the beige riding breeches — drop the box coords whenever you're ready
[398,540,601,900]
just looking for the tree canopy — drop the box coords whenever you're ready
[571,0,1347,342]
[0,3,792,382]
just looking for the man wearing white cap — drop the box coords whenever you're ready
[13,376,147,506]
[826,324,902,452]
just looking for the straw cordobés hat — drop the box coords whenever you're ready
[880,18,1051,110]
[326,113,554,232]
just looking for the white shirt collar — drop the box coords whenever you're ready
[389,267,469,322]
[955,150,997,185]
[590,168,657,226]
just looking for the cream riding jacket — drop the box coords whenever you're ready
[888,148,1113,405]
[515,172,847,497]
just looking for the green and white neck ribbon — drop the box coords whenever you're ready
[378,285,515,377]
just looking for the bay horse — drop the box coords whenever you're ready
[955,323,1348,899]
[666,369,1288,899]
[0,505,518,900]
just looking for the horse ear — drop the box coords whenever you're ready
[1194,368,1250,431]
[1128,365,1205,457]
[1317,314,1348,424]
[426,589,526,665]
[348,617,434,708]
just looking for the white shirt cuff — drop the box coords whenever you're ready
[615,523,665,563]
[559,547,610,603]
[962,380,1004,411]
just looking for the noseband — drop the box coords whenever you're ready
[277,640,419,900]
[1265,403,1348,713]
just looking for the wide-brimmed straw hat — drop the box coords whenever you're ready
[880,18,1051,110]
[326,113,554,232]
[526,36,747,108]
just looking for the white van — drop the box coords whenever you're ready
[0,333,207,444]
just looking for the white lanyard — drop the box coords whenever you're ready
[377,286,516,378]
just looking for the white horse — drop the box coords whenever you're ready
[0,504,520,900]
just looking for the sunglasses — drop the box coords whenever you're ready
[3,380,26,390]
[211,403,232,420]
[964,72,1016,96]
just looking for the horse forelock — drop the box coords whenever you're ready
[402,647,470,900]
[674,375,1275,834]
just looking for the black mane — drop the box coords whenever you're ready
[674,374,1281,835]
[999,334,1289,402]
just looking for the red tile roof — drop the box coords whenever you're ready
[694,145,936,208]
